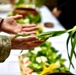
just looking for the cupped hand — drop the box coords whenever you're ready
[10,35,44,50]
[1,15,38,34]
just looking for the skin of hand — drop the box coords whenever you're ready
[10,35,44,50]
[0,15,38,34]
[52,7,62,17]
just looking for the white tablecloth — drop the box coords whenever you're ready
[0,6,76,75]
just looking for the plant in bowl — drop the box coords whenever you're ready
[18,41,69,75]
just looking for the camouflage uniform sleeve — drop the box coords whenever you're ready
[0,17,4,31]
[0,35,11,62]
[0,17,3,23]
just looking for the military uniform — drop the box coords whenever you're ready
[0,17,11,62]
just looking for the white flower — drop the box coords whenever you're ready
[55,61,60,67]
[31,47,41,54]
[36,56,47,63]
[31,72,38,75]
[24,18,30,23]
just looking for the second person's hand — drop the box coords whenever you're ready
[10,35,44,50]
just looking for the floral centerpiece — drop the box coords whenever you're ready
[19,41,69,75]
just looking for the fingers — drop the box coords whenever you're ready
[20,31,36,34]
[14,29,36,34]
[14,25,38,34]
[22,25,38,31]
[22,24,37,27]
[22,27,38,31]
[12,35,39,42]
[25,41,43,49]
[19,40,43,49]
[10,35,44,49]
[11,41,43,50]
[22,35,39,42]
[13,15,23,20]
[21,24,38,31]
[14,27,37,34]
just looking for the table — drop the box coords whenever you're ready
[0,5,76,75]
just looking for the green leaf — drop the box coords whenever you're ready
[70,32,76,68]
[66,30,76,69]
[12,34,29,40]
[73,32,76,58]
[29,63,42,71]
[70,32,74,68]
[56,54,62,60]
[15,0,25,6]
[66,33,73,68]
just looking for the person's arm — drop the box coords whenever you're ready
[56,0,69,11]
[52,0,69,17]
[0,16,44,62]
[0,34,44,62]
[0,17,11,62]
[0,18,3,23]
[0,35,11,62]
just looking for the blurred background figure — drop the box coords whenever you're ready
[52,0,76,29]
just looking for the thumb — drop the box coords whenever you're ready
[13,15,23,20]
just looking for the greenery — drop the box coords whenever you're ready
[22,41,69,75]
[14,0,46,8]
[14,0,25,7]
[17,13,41,24]
[14,25,76,69]
[37,25,76,69]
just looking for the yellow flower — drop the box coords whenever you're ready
[35,30,39,34]
[40,63,60,75]
[18,4,26,8]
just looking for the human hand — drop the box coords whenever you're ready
[1,15,38,34]
[10,35,44,50]
[52,7,62,17]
